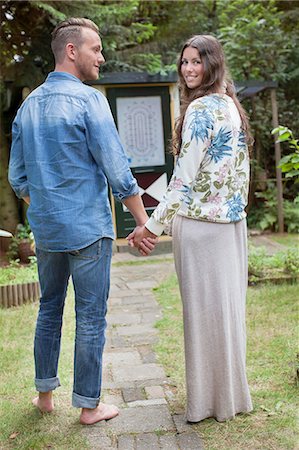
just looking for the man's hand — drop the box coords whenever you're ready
[127,225,158,256]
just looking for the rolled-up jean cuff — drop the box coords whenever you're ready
[35,376,60,392]
[72,392,100,409]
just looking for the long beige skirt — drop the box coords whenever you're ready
[172,215,253,422]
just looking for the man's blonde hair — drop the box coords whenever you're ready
[51,18,99,63]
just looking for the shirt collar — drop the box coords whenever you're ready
[46,71,83,83]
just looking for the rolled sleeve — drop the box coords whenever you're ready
[8,116,29,199]
[85,92,139,201]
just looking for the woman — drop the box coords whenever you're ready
[129,35,253,422]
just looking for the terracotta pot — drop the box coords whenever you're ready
[18,239,35,263]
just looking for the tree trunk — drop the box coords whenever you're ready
[0,112,19,236]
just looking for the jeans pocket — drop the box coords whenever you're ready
[69,239,102,261]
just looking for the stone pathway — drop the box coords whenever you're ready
[81,252,204,450]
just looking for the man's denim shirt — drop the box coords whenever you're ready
[8,72,139,251]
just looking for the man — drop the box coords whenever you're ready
[8,17,155,425]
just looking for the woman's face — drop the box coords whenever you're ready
[181,46,204,89]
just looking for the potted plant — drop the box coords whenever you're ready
[7,222,35,264]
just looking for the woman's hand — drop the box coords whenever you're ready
[127,226,158,256]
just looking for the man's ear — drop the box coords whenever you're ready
[66,43,76,61]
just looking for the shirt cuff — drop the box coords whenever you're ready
[16,185,29,199]
[145,216,165,237]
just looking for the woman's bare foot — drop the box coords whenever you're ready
[80,403,119,425]
[32,392,54,413]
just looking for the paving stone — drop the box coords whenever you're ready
[110,285,122,293]
[173,414,193,433]
[145,385,165,399]
[116,324,157,337]
[83,255,184,449]
[136,432,160,450]
[106,405,176,434]
[102,366,113,383]
[108,297,123,307]
[127,398,167,407]
[81,428,115,450]
[137,346,157,363]
[159,434,180,449]
[109,276,125,283]
[126,280,158,290]
[102,389,124,407]
[124,334,159,346]
[111,304,157,314]
[134,305,161,313]
[104,350,142,366]
[133,378,168,389]
[117,434,135,450]
[141,311,162,324]
[115,282,129,289]
[112,363,165,382]
[164,388,176,402]
[110,335,128,348]
[177,432,204,449]
[122,387,146,403]
[109,289,144,298]
[107,312,141,326]
[122,295,154,305]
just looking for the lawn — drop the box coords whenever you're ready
[0,237,297,449]
[0,260,38,286]
[154,277,298,450]
[0,284,89,450]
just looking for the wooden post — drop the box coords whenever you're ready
[270,88,284,233]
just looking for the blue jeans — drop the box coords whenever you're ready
[34,238,113,408]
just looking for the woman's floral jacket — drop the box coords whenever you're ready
[146,93,250,236]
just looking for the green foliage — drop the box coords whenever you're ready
[218,0,293,82]
[0,287,88,449]
[7,221,34,261]
[272,126,299,181]
[15,221,32,240]
[248,244,268,278]
[248,243,299,281]
[155,275,298,449]
[248,182,299,233]
[0,259,38,285]
[1,0,299,232]
[283,249,299,276]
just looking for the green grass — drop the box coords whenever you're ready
[112,256,173,267]
[0,285,89,450]
[270,233,299,248]
[0,261,38,286]
[154,277,299,450]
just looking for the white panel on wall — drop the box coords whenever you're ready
[116,96,165,168]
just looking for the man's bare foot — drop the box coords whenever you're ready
[80,403,119,425]
[32,392,54,413]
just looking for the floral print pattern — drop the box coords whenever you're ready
[146,93,250,236]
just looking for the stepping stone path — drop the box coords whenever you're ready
[81,252,204,449]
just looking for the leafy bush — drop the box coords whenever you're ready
[248,243,299,282]
[0,258,38,285]
[272,126,299,181]
[283,249,299,276]
[7,221,35,261]
[247,183,299,232]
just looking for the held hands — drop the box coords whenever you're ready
[127,225,159,256]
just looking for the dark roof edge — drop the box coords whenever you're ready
[88,71,178,85]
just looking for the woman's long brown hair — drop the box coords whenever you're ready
[172,35,251,155]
